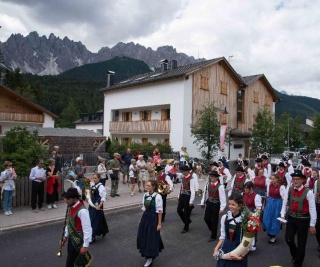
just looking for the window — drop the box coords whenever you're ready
[142,138,148,145]
[265,95,272,107]
[140,110,151,121]
[237,90,244,122]
[253,92,259,103]
[122,112,132,122]
[161,109,170,120]
[220,82,228,95]
[113,110,119,122]
[200,76,209,90]
[121,138,132,146]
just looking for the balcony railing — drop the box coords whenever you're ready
[0,112,44,123]
[109,120,171,133]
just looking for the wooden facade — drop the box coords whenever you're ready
[191,62,276,138]
[0,112,44,123]
[109,120,171,133]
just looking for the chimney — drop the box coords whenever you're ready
[107,70,115,87]
[160,59,168,71]
[170,60,178,69]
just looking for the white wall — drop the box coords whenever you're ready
[104,79,188,153]
[75,123,103,133]
[43,113,55,128]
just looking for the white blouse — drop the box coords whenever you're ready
[141,192,163,213]
[219,211,243,240]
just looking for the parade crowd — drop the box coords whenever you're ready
[1,147,320,267]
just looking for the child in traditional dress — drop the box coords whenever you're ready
[213,193,248,267]
[88,173,108,243]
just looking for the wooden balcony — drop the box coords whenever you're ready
[109,120,171,133]
[0,112,44,123]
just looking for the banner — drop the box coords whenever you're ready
[220,125,227,151]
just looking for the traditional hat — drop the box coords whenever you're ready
[210,161,219,167]
[303,161,311,167]
[261,155,268,160]
[291,170,306,179]
[208,171,220,177]
[242,159,249,166]
[255,158,263,163]
[278,162,286,168]
[62,188,81,198]
[156,165,164,172]
[217,159,223,163]
[235,166,244,172]
[76,157,82,163]
[181,165,191,171]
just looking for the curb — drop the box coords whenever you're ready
[0,196,178,234]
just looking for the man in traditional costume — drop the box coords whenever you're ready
[281,170,317,267]
[217,159,232,188]
[60,188,93,267]
[200,171,226,242]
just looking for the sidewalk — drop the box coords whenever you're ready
[0,177,207,233]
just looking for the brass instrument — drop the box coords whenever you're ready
[158,182,170,195]
[57,206,69,257]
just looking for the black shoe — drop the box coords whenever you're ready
[110,195,115,198]
[90,238,96,244]
[181,229,188,234]
[114,193,120,196]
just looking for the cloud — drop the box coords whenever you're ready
[0,0,319,99]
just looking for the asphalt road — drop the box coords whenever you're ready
[1,198,319,267]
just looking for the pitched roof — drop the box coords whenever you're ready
[0,84,58,118]
[27,127,104,137]
[241,74,280,102]
[101,57,244,92]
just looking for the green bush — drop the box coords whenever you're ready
[0,126,47,176]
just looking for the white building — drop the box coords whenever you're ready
[74,109,103,134]
[101,58,279,160]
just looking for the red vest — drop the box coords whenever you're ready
[182,174,192,190]
[208,182,220,199]
[289,187,310,214]
[269,184,281,199]
[243,192,256,210]
[69,201,84,232]
[235,175,246,191]
[254,176,266,190]
[157,173,168,185]
[277,170,287,186]
[308,178,316,190]
[219,167,226,176]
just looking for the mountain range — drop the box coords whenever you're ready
[0,31,201,75]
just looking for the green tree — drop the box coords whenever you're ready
[309,114,320,149]
[250,108,275,155]
[0,127,47,176]
[191,103,220,160]
[56,98,79,128]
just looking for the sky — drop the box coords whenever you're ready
[0,0,319,99]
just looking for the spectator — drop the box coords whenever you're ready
[109,153,121,197]
[54,151,62,173]
[0,161,17,215]
[153,148,161,165]
[29,159,46,213]
[46,159,60,209]
[121,148,133,184]
[137,155,147,192]
[97,157,108,186]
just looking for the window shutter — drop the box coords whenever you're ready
[161,109,166,121]
[129,112,132,121]
[122,113,125,121]
[148,110,151,121]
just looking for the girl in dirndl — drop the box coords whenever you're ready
[213,193,248,267]
[137,180,164,267]
[262,174,286,244]
[88,173,109,243]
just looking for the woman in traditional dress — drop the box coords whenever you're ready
[137,180,164,267]
[243,181,262,251]
[253,169,267,205]
[88,173,108,243]
[306,168,319,191]
[46,159,60,209]
[213,193,248,267]
[262,174,286,244]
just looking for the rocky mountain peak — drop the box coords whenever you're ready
[1,31,203,75]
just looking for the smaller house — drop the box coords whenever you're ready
[0,84,57,134]
[27,127,106,154]
[74,109,103,134]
